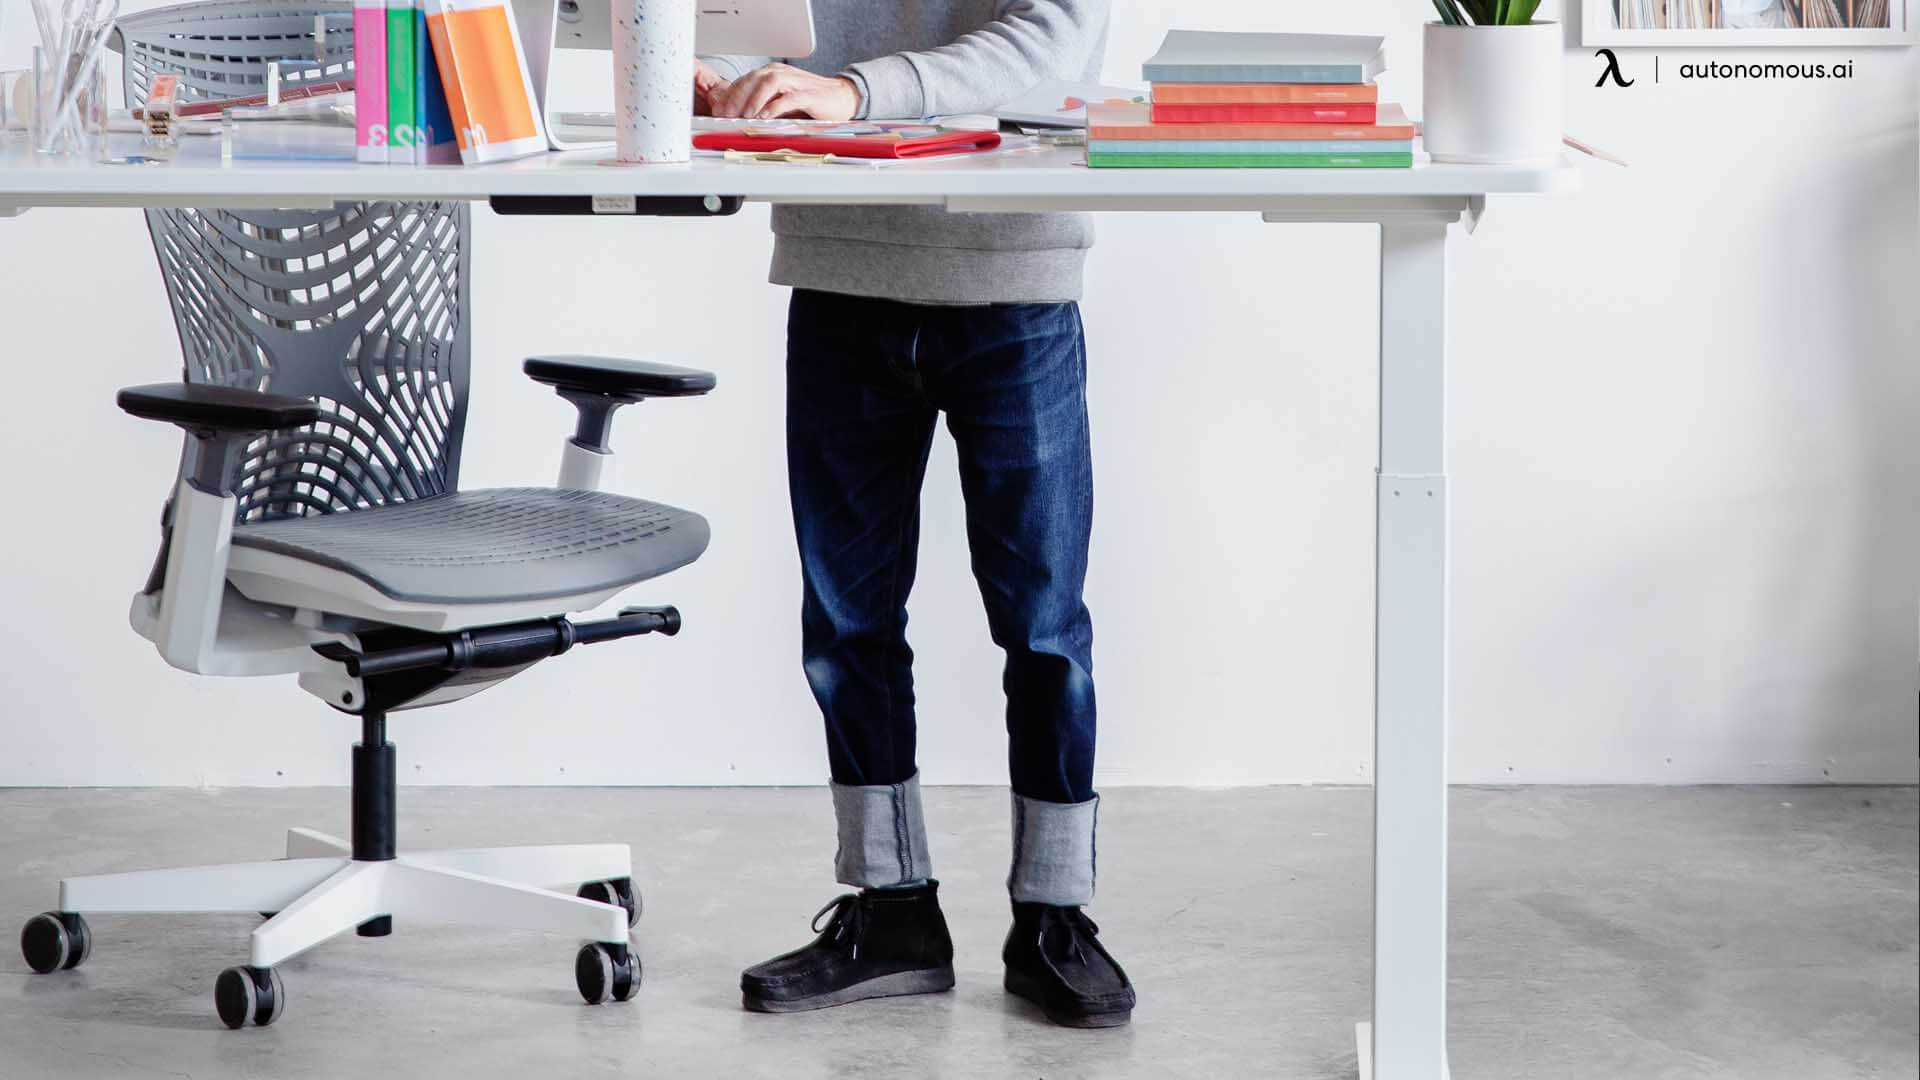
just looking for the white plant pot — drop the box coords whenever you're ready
[1422,21,1563,166]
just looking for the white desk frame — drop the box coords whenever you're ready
[0,140,1578,1080]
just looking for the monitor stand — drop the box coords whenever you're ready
[515,0,612,151]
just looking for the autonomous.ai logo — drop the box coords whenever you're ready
[1594,48,1634,88]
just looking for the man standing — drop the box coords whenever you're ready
[699,0,1132,1029]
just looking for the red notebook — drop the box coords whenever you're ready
[1150,102,1377,124]
[694,121,1001,160]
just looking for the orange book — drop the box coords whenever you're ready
[1151,82,1379,105]
[1152,102,1375,123]
[425,0,546,164]
[1088,101,1414,142]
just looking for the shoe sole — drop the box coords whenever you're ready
[1003,969,1133,1028]
[742,965,956,1013]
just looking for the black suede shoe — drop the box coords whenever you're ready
[741,881,956,1013]
[1003,902,1135,1028]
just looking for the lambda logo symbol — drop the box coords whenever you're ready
[1594,49,1634,88]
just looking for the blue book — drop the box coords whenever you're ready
[1141,30,1386,85]
[413,0,459,164]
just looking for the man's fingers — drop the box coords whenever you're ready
[712,69,774,117]
[710,66,766,116]
[706,73,742,115]
[693,75,728,116]
[760,89,808,120]
[739,71,794,120]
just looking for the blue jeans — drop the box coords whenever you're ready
[787,289,1098,810]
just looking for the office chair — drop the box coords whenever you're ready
[16,0,713,1028]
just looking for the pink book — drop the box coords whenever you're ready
[354,0,389,163]
[1089,101,1414,142]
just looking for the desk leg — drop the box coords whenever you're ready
[1361,220,1452,1080]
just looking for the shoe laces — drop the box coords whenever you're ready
[811,893,866,960]
[1039,905,1101,967]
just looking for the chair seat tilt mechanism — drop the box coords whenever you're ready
[17,1,719,1028]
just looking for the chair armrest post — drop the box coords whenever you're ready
[153,477,237,672]
[118,383,321,672]
[561,389,632,455]
[523,356,716,491]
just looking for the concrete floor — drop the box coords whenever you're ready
[0,786,1913,1079]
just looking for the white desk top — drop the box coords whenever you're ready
[0,135,1578,212]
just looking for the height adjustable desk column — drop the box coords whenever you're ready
[0,143,1575,1080]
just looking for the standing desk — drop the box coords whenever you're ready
[0,137,1579,1080]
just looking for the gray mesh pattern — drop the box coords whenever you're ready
[120,2,471,523]
[232,489,712,604]
[116,1,353,108]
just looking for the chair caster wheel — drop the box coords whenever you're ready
[575,942,640,1004]
[215,965,286,1029]
[577,877,640,928]
[21,912,91,974]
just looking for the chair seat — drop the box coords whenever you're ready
[230,488,709,608]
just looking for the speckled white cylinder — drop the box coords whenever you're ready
[612,0,696,163]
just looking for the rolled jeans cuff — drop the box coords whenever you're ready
[831,772,931,888]
[1008,792,1098,906]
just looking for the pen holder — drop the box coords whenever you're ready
[30,46,109,160]
[612,0,695,164]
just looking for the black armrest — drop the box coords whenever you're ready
[118,383,322,432]
[523,355,717,401]
[523,355,716,453]
[119,383,320,494]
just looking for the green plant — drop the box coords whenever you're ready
[1430,0,1544,24]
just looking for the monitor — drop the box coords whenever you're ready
[516,0,816,150]
[552,0,815,56]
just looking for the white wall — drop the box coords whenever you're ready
[1,1,1914,788]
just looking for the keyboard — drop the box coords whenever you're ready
[555,112,755,130]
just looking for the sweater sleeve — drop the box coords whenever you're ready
[840,0,1108,120]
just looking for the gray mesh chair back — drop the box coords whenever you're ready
[117,1,472,523]
[118,0,353,109]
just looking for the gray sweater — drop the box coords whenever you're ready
[705,1,1109,305]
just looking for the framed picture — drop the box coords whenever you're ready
[1584,0,1917,45]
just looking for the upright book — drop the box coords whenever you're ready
[409,0,459,163]
[353,0,388,162]
[386,0,417,162]
[425,0,549,165]
[1141,30,1387,85]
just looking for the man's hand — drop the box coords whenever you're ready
[693,59,728,116]
[708,63,860,121]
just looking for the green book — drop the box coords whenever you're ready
[386,0,418,163]
[1086,151,1414,169]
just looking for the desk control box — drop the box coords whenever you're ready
[488,194,744,217]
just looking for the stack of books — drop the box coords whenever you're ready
[354,0,548,166]
[354,0,458,164]
[1087,31,1413,169]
